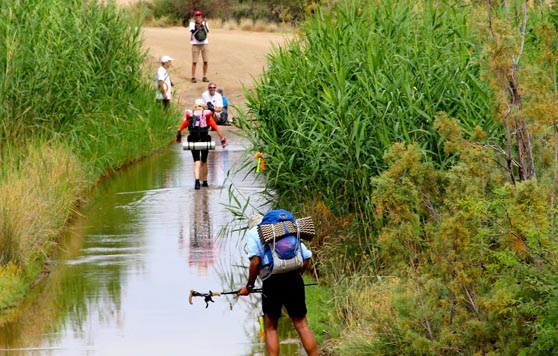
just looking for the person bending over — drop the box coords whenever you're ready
[238,212,318,356]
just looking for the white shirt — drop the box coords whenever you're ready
[155,66,172,100]
[201,91,223,108]
[189,21,209,45]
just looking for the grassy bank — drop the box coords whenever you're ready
[0,0,178,316]
[240,0,558,354]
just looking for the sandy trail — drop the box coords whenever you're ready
[141,27,291,115]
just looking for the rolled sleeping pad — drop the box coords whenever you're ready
[182,141,216,151]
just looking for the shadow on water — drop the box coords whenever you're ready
[0,130,308,356]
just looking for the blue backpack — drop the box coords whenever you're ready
[258,209,303,280]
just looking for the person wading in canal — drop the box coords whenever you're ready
[176,98,227,189]
[237,210,319,356]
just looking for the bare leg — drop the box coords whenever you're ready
[203,61,208,78]
[291,316,318,356]
[193,161,201,180]
[264,315,280,356]
[201,161,208,182]
[191,62,197,78]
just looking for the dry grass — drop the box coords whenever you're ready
[0,263,24,310]
[0,144,86,267]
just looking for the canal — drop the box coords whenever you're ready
[0,129,308,355]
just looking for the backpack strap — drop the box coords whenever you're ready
[293,221,301,255]
[271,223,277,254]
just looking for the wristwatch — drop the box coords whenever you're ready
[246,283,254,291]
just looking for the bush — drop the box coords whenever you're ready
[239,0,558,354]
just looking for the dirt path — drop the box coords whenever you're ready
[141,27,291,115]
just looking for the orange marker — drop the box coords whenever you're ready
[254,152,265,172]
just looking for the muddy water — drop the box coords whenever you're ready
[0,130,307,356]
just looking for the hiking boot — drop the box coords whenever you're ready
[195,180,201,190]
[202,181,209,187]
[202,77,209,82]
[191,77,197,83]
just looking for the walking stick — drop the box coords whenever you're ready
[189,289,262,308]
[188,283,318,308]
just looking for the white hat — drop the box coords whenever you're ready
[161,55,174,63]
[248,214,263,229]
[194,98,205,107]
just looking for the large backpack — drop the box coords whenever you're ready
[257,209,304,280]
[188,109,209,137]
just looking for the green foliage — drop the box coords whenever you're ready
[0,0,177,181]
[304,277,339,344]
[240,0,558,354]
[0,263,27,311]
[0,0,177,308]
[326,130,558,355]
[132,0,311,25]
[240,0,494,219]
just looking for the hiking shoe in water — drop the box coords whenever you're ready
[202,181,209,187]
[195,180,201,190]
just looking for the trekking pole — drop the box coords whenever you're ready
[189,289,262,308]
[188,283,318,308]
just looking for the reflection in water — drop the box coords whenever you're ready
[0,136,308,356]
[179,189,215,275]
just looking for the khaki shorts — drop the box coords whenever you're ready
[192,44,208,63]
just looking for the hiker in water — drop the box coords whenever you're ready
[238,211,318,356]
[176,98,227,189]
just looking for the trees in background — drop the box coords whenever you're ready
[137,0,315,25]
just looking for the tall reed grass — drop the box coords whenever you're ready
[0,144,85,267]
[240,0,495,219]
[0,0,178,310]
[0,0,177,181]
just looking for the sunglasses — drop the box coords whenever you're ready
[209,86,216,89]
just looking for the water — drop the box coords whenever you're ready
[0,130,306,355]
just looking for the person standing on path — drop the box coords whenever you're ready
[156,55,174,109]
[237,213,319,356]
[189,10,209,83]
[176,98,227,189]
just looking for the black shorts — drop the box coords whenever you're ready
[187,133,211,162]
[262,270,307,319]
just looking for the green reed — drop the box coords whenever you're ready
[0,0,177,181]
[241,0,495,217]
[236,2,558,354]
[0,0,178,306]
